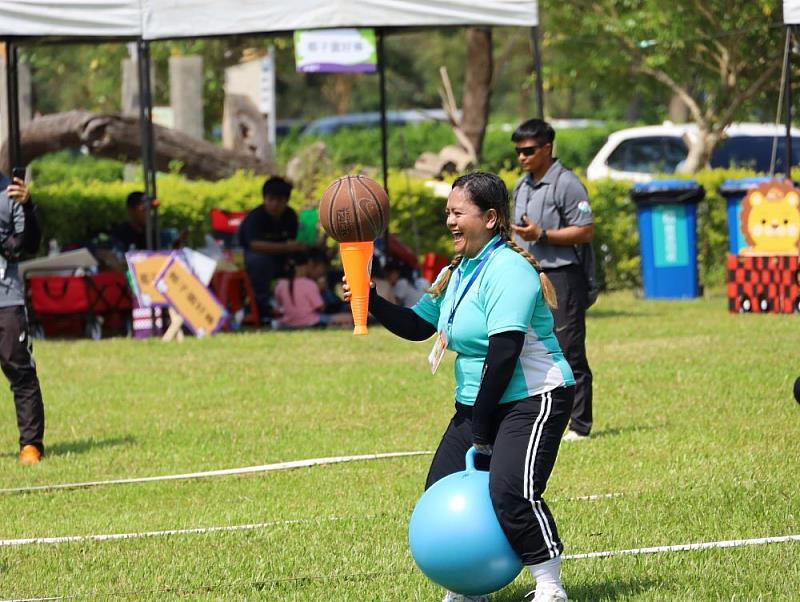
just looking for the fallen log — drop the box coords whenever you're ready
[0,110,276,180]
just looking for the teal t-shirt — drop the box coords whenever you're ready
[412,235,574,405]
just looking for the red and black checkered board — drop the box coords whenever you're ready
[726,255,800,314]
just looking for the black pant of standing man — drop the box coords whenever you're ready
[545,265,592,436]
[0,306,45,460]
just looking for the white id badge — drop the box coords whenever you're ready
[428,330,448,375]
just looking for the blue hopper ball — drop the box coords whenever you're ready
[408,448,522,596]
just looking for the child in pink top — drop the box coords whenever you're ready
[274,253,351,329]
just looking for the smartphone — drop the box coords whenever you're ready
[11,167,26,182]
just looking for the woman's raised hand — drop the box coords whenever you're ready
[341,275,374,302]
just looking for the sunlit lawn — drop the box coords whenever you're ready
[0,289,797,600]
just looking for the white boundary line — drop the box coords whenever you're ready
[0,451,432,494]
[563,534,800,559]
[557,492,624,502]
[1,534,798,601]
[0,516,344,547]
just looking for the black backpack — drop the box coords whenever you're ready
[526,166,599,307]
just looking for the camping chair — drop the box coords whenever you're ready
[209,208,247,249]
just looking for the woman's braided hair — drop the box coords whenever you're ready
[428,171,558,309]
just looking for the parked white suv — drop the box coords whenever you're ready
[586,122,800,182]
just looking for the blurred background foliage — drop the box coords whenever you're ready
[15,1,790,294]
[28,149,763,293]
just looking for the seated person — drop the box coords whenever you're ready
[385,259,430,308]
[273,252,352,329]
[306,246,345,314]
[238,176,307,321]
[369,260,397,305]
[111,191,148,252]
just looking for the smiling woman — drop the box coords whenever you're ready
[445,186,497,259]
[343,172,575,601]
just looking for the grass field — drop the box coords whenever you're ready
[0,289,798,601]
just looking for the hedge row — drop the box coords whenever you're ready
[28,163,765,292]
[277,121,621,173]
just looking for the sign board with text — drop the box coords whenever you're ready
[294,28,376,73]
[126,252,171,307]
[154,255,226,336]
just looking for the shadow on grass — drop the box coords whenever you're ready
[2,435,136,458]
[565,578,664,601]
[587,308,649,319]
[497,578,661,601]
[45,435,136,457]
[586,424,662,440]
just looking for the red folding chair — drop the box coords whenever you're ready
[210,208,247,249]
[210,270,261,330]
[422,252,449,284]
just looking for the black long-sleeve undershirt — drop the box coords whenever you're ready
[367,287,436,341]
[471,330,525,444]
[368,286,525,445]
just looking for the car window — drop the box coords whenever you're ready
[711,136,800,173]
[606,136,688,173]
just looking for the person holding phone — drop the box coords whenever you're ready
[0,168,46,465]
[510,119,595,442]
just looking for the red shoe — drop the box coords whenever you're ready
[19,444,42,465]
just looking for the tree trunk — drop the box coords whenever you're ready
[678,126,722,173]
[0,110,276,179]
[668,93,690,124]
[462,27,493,161]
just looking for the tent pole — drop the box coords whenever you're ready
[136,38,158,250]
[377,28,390,262]
[4,41,21,172]
[786,26,794,179]
[530,26,545,120]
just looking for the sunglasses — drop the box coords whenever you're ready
[515,145,544,157]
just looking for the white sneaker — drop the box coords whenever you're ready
[442,592,489,602]
[525,583,569,602]
[562,429,588,442]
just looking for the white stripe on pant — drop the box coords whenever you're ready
[424,386,573,565]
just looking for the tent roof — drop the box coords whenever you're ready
[785,0,800,24]
[0,0,538,39]
[0,1,142,38]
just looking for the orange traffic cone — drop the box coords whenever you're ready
[340,241,373,335]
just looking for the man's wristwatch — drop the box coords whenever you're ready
[537,229,549,244]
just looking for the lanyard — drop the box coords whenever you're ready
[447,239,504,328]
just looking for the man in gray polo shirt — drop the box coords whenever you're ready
[510,119,594,441]
[0,172,45,464]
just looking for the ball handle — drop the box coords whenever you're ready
[464,447,478,473]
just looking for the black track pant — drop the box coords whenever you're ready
[0,306,45,451]
[425,387,573,565]
[546,265,593,436]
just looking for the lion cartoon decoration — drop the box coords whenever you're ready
[739,180,800,255]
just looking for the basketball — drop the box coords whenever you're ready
[319,175,390,242]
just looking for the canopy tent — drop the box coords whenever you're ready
[785,0,800,24]
[142,0,537,39]
[0,0,537,38]
[0,1,141,38]
[2,0,541,250]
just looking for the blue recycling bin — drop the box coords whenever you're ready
[717,177,773,255]
[630,179,705,299]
